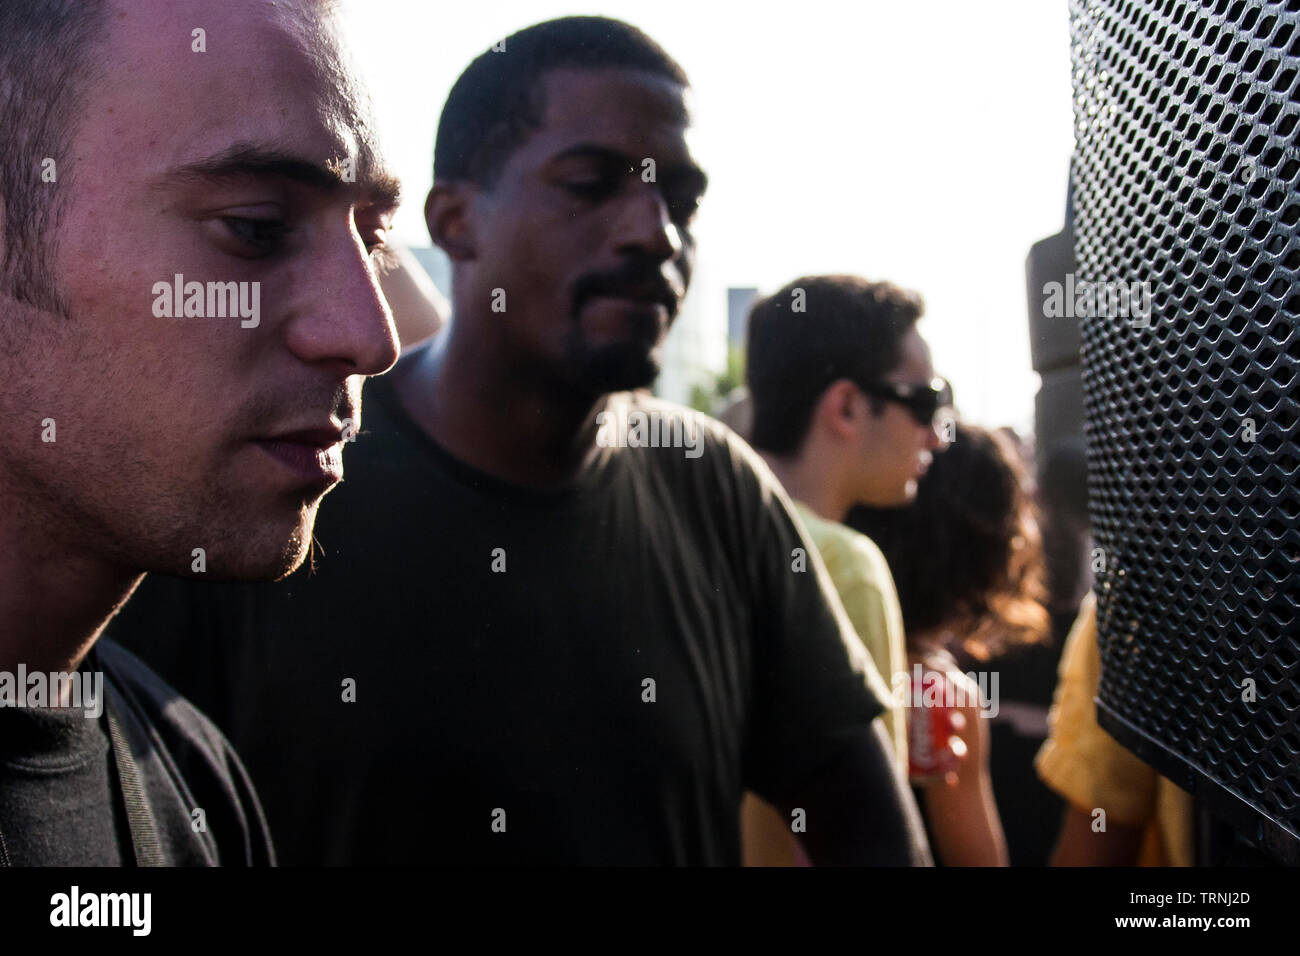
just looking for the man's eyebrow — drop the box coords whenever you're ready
[164,144,402,207]
[550,143,708,193]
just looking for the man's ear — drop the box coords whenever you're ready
[425,181,478,262]
[818,379,863,441]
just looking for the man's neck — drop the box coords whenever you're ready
[0,494,140,674]
[759,448,853,524]
[390,326,608,489]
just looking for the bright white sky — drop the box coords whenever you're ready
[339,0,1075,432]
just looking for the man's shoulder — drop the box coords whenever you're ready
[604,392,734,447]
[95,639,274,865]
[792,503,894,590]
[96,639,234,766]
[603,392,773,482]
[602,393,794,526]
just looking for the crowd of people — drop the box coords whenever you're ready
[0,3,1184,867]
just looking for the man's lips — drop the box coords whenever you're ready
[580,295,673,336]
[579,279,680,317]
[588,293,671,312]
[251,427,347,485]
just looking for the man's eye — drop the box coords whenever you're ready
[221,217,290,254]
[564,180,615,201]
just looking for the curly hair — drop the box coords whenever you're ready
[848,423,1049,660]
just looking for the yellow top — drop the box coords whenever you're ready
[792,502,908,772]
[1035,593,1195,866]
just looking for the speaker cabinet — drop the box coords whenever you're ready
[1071,0,1300,863]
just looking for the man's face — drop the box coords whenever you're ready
[0,0,400,581]
[457,67,707,397]
[855,327,945,507]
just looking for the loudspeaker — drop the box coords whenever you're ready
[1071,0,1300,863]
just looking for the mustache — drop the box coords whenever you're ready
[572,258,684,317]
[238,380,358,436]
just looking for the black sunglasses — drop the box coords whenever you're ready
[854,377,953,426]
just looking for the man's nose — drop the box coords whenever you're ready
[283,230,400,377]
[615,186,683,264]
[926,419,947,450]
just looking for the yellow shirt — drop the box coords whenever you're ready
[792,502,908,772]
[1035,593,1195,866]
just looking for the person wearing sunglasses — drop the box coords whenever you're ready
[110,20,931,868]
[740,274,947,864]
[853,378,954,433]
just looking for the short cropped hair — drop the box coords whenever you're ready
[0,1,111,313]
[433,16,689,187]
[746,275,924,456]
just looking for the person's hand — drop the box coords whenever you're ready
[938,705,968,786]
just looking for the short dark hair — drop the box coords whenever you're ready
[746,275,924,456]
[848,424,1050,661]
[433,16,689,187]
[0,1,111,313]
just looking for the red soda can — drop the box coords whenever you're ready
[906,667,957,781]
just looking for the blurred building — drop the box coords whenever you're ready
[1027,182,1091,620]
[654,262,719,405]
[727,287,758,348]
[977,181,1091,867]
[408,246,452,298]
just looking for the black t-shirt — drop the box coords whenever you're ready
[111,375,885,865]
[0,641,274,866]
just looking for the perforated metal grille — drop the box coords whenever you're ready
[1071,0,1300,860]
